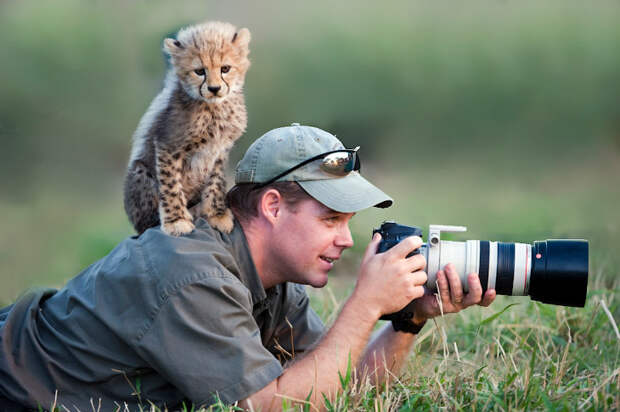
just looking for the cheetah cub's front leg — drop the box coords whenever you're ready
[194,156,234,233]
[157,148,195,236]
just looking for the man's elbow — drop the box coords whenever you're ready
[239,377,281,411]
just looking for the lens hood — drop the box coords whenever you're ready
[529,239,589,307]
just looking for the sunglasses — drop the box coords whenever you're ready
[257,146,361,188]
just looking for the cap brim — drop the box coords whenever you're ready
[297,172,393,213]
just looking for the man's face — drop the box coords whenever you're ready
[268,197,355,288]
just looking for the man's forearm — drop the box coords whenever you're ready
[242,293,379,410]
[358,322,418,386]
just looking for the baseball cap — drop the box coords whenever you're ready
[234,124,393,213]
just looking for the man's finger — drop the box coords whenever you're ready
[463,273,483,306]
[388,236,423,259]
[444,264,464,304]
[363,232,382,262]
[405,253,426,273]
[410,270,428,287]
[479,289,496,307]
[436,269,451,308]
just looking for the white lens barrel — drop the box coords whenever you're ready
[433,240,468,291]
[488,241,498,290]
[426,240,532,296]
[512,243,531,295]
[465,240,480,292]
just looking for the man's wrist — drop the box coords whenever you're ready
[345,293,382,327]
[349,290,382,323]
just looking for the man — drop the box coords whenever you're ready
[0,124,495,410]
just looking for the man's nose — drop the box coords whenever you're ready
[207,86,221,94]
[335,225,354,248]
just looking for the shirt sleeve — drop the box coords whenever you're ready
[268,283,325,363]
[133,271,283,406]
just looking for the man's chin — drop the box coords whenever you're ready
[313,278,328,288]
[308,273,329,288]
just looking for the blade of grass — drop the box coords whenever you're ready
[479,303,520,326]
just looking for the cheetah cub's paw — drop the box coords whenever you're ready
[162,219,195,236]
[207,209,235,233]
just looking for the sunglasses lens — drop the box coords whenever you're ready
[320,151,358,176]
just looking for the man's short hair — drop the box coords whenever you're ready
[226,182,313,223]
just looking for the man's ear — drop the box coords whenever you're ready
[258,189,283,224]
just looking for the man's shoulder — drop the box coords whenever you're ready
[134,220,240,282]
[78,219,257,315]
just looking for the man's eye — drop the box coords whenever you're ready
[194,68,205,76]
[221,65,231,74]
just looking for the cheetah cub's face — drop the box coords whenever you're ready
[164,21,251,104]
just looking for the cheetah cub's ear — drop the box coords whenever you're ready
[231,28,251,54]
[163,38,185,56]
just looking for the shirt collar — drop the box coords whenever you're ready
[226,219,269,305]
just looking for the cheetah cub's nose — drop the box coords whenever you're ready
[207,86,221,95]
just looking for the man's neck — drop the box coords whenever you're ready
[238,218,282,290]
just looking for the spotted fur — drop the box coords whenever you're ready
[124,21,250,235]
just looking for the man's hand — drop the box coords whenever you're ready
[411,263,496,324]
[352,233,428,320]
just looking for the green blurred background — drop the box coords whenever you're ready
[1,0,619,305]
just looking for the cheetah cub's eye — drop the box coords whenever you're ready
[194,68,206,76]
[221,65,231,74]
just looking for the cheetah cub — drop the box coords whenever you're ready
[124,21,250,236]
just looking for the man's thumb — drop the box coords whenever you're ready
[362,232,382,262]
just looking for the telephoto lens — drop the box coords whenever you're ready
[374,222,589,309]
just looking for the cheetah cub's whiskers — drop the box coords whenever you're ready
[123,21,250,236]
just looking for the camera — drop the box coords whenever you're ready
[373,222,589,321]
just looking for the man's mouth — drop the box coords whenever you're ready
[320,256,337,264]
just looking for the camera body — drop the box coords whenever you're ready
[373,221,589,321]
[374,222,424,257]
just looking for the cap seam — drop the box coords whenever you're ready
[251,139,265,183]
[295,126,305,162]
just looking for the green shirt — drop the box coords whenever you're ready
[0,220,324,410]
